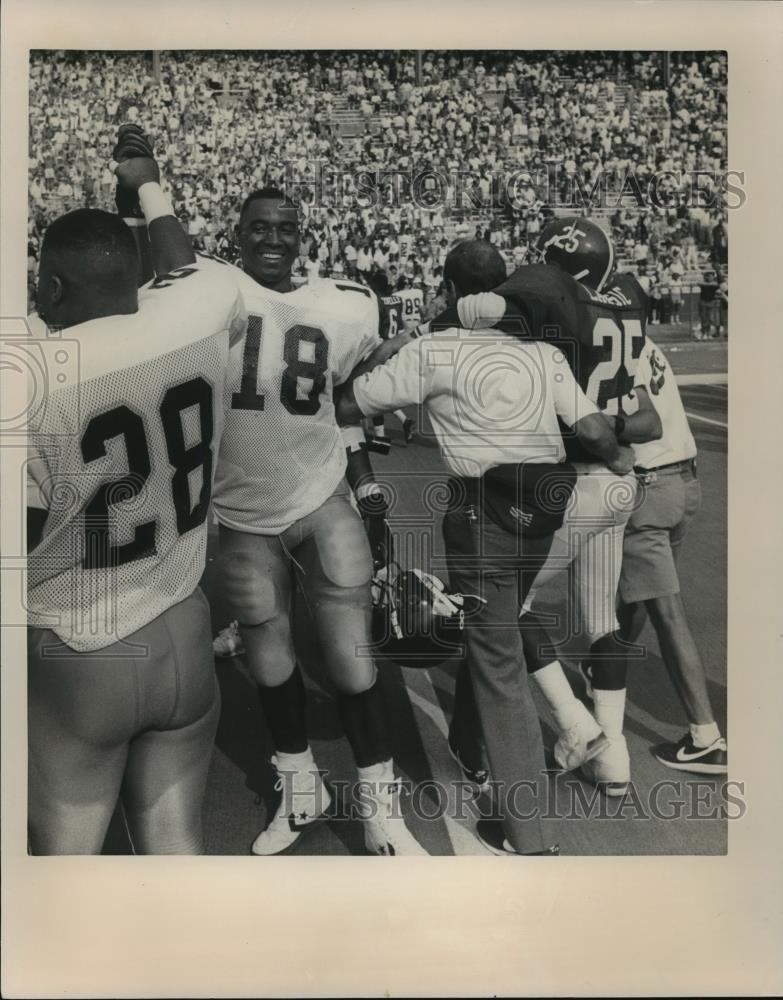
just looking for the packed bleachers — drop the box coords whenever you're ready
[28,49,728,327]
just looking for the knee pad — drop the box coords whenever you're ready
[218,550,284,627]
[308,497,373,590]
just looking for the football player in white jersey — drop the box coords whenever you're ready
[187,188,426,856]
[614,339,727,774]
[397,280,425,329]
[26,157,247,854]
[365,275,417,450]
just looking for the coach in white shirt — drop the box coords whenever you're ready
[617,339,727,775]
[336,242,634,856]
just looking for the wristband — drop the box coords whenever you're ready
[138,182,173,225]
[356,483,383,502]
[341,424,366,453]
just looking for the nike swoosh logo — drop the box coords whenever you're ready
[676,746,712,761]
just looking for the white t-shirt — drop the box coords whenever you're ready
[353,328,598,478]
[632,338,697,469]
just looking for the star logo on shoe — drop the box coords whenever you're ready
[287,813,314,832]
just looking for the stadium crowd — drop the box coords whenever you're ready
[28,49,728,331]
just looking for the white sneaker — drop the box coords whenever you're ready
[356,763,428,856]
[580,736,631,797]
[213,620,244,658]
[251,753,332,856]
[554,701,609,771]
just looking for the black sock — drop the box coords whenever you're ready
[520,613,557,675]
[338,677,392,769]
[258,666,308,754]
[586,631,628,691]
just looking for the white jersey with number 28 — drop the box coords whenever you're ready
[26,263,246,652]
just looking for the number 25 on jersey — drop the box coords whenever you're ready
[586,317,644,415]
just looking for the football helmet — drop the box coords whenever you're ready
[371,566,485,669]
[533,216,615,291]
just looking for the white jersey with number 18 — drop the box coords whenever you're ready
[208,263,381,534]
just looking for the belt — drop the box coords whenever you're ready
[634,458,696,482]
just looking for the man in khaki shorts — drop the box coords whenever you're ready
[614,337,727,774]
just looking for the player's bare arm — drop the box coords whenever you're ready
[353,330,415,378]
[334,330,416,425]
[612,386,663,444]
[334,379,366,426]
[573,413,635,475]
[113,141,195,276]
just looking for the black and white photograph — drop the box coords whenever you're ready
[2,1,782,997]
[22,44,731,858]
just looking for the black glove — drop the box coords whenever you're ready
[357,492,393,573]
[112,123,155,219]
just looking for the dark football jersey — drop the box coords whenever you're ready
[378,294,405,340]
[432,264,648,462]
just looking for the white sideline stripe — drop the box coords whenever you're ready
[675,373,728,386]
[405,677,490,856]
[686,410,728,429]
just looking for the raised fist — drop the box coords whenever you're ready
[112,123,157,217]
[114,156,161,191]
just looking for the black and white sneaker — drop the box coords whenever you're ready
[476,819,559,856]
[366,435,391,455]
[251,754,332,856]
[653,734,728,775]
[448,737,490,791]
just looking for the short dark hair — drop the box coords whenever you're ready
[239,187,299,224]
[41,209,138,291]
[443,240,508,296]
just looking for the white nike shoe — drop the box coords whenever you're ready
[251,753,332,856]
[554,701,609,771]
[213,620,244,658]
[580,735,631,797]
[356,763,428,856]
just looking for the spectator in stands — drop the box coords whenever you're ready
[27,48,727,320]
[711,219,728,270]
[697,269,720,340]
[716,272,728,337]
[649,275,662,325]
[670,270,683,324]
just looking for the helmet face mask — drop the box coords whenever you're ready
[371,568,485,670]
[533,216,615,291]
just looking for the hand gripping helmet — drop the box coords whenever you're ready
[371,567,485,670]
[533,215,615,291]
